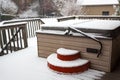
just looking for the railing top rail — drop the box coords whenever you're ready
[76,15,120,17]
[57,15,120,22]
[0,22,27,28]
[57,16,76,22]
[2,18,44,24]
[77,15,120,20]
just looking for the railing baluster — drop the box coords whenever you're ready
[21,26,28,48]
[36,20,39,31]
[15,27,19,50]
[11,28,16,51]
[8,28,12,52]
[30,21,32,37]
[33,20,36,37]
[31,21,34,37]
[39,19,42,30]
[29,21,32,37]
[6,45,8,54]
[2,30,7,45]
[0,30,4,56]
[0,30,3,49]
[27,21,30,38]
[19,28,23,49]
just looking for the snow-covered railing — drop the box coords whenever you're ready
[2,18,44,38]
[77,15,120,20]
[57,16,76,22]
[0,22,28,56]
[57,15,120,22]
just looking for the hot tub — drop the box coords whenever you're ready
[36,19,120,72]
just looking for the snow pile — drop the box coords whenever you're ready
[0,38,105,80]
[41,19,89,27]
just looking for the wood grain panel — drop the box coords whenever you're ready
[36,33,120,72]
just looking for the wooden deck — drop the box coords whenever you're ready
[100,61,120,80]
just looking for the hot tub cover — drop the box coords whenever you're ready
[41,19,120,37]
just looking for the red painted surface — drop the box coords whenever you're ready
[57,53,81,61]
[48,62,90,73]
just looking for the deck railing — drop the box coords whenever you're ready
[0,22,28,56]
[0,18,44,56]
[57,15,120,22]
[77,15,120,20]
[2,18,44,38]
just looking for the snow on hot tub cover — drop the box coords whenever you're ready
[41,19,120,31]
[71,20,120,30]
[41,19,90,28]
[40,19,120,37]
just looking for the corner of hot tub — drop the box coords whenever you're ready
[36,30,67,36]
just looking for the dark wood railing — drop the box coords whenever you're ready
[2,18,44,38]
[0,22,28,56]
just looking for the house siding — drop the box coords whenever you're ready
[82,5,117,15]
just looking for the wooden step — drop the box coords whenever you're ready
[47,54,90,73]
[57,48,80,61]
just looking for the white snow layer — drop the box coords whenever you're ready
[76,0,119,5]
[0,38,105,80]
[41,19,89,27]
[47,53,88,67]
[57,48,79,55]
[41,18,58,24]
[71,20,120,30]
[41,19,120,30]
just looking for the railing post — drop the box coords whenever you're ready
[21,24,28,48]
[0,29,4,56]
[2,30,7,45]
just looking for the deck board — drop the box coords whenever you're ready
[100,61,120,80]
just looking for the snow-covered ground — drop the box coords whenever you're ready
[0,37,105,80]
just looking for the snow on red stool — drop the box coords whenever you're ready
[47,54,90,73]
[57,48,80,61]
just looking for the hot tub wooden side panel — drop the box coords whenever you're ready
[37,33,112,72]
[111,35,120,70]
